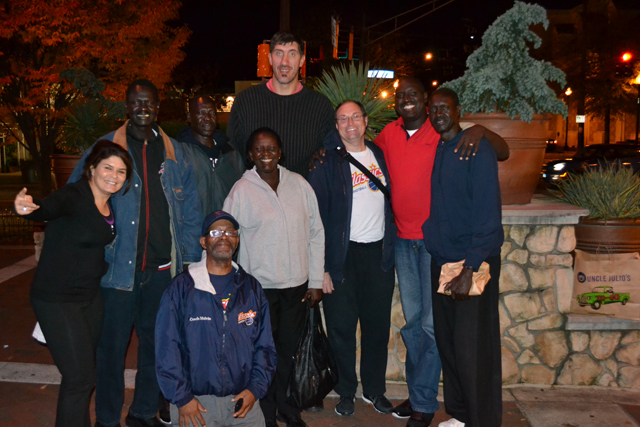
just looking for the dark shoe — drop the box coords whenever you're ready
[362,393,393,414]
[96,424,121,427]
[335,395,355,416]
[125,413,164,427]
[406,411,435,427]
[276,413,308,427]
[304,401,324,413]
[265,417,279,427]
[158,398,171,424]
[392,399,413,419]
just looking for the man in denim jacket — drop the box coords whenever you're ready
[69,79,202,427]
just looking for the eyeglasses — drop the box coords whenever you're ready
[336,113,364,124]
[208,230,239,238]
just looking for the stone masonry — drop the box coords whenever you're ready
[379,200,640,389]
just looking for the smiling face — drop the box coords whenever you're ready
[394,78,428,130]
[200,219,239,262]
[190,97,217,138]
[126,85,159,130]
[90,155,128,196]
[335,101,368,150]
[268,42,305,86]
[249,133,281,178]
[428,92,462,141]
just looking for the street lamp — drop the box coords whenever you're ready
[425,52,433,60]
[564,87,572,150]
[432,80,438,87]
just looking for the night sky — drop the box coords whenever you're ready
[177,0,637,92]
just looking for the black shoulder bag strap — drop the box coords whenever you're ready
[335,146,391,201]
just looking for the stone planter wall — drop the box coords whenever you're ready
[379,200,640,389]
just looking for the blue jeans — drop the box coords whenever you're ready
[95,268,172,426]
[395,237,441,414]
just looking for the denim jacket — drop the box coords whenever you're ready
[68,122,203,290]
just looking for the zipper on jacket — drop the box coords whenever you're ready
[221,308,227,393]
[141,140,151,271]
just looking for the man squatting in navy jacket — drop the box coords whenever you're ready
[155,211,277,427]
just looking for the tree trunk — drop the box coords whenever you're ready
[604,103,611,144]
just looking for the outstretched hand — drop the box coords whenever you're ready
[178,397,207,427]
[14,187,39,216]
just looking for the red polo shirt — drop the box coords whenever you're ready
[375,117,439,239]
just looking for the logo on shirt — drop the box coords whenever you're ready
[158,162,165,175]
[189,316,212,322]
[352,164,384,193]
[238,310,256,325]
[222,297,229,309]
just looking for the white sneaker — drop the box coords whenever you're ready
[439,418,465,427]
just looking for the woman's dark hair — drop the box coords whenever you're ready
[82,140,134,194]
[245,127,284,167]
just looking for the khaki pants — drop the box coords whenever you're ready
[170,394,265,427]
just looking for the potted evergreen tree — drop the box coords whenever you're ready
[442,1,568,204]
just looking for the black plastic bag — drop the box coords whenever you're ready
[285,303,339,409]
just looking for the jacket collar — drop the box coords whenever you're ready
[112,120,177,163]
[189,250,239,295]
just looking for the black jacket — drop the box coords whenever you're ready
[177,127,245,216]
[308,133,396,282]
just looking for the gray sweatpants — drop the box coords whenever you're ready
[170,395,265,427]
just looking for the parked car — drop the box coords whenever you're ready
[545,138,558,152]
[576,286,630,310]
[542,144,640,183]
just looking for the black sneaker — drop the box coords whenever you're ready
[276,413,308,427]
[125,413,163,427]
[362,393,393,414]
[158,398,171,424]
[335,395,355,416]
[393,399,413,419]
[304,401,324,413]
[96,423,121,427]
[406,411,435,427]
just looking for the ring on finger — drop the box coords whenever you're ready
[22,207,27,212]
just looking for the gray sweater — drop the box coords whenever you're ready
[223,166,324,290]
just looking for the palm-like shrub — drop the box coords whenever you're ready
[442,1,568,122]
[315,62,396,140]
[551,163,640,220]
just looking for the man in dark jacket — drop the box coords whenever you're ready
[155,211,277,427]
[308,100,396,417]
[178,96,245,216]
[422,88,503,427]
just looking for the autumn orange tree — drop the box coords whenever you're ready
[0,0,191,196]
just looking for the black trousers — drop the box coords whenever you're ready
[31,292,104,427]
[431,256,502,427]
[323,240,395,397]
[260,283,308,419]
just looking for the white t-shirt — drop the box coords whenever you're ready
[348,147,386,243]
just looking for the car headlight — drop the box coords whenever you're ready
[553,162,566,171]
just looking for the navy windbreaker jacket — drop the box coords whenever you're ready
[155,252,276,407]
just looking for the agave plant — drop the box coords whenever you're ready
[551,162,640,220]
[59,99,125,154]
[315,62,396,140]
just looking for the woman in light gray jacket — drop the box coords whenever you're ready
[223,127,324,427]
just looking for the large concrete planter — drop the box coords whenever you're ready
[462,112,551,205]
[575,218,640,254]
[51,154,81,190]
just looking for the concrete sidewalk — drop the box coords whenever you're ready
[1,245,639,427]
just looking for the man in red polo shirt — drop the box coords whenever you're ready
[375,77,509,427]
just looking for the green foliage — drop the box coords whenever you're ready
[442,1,568,122]
[551,164,640,220]
[59,69,125,154]
[314,62,396,140]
